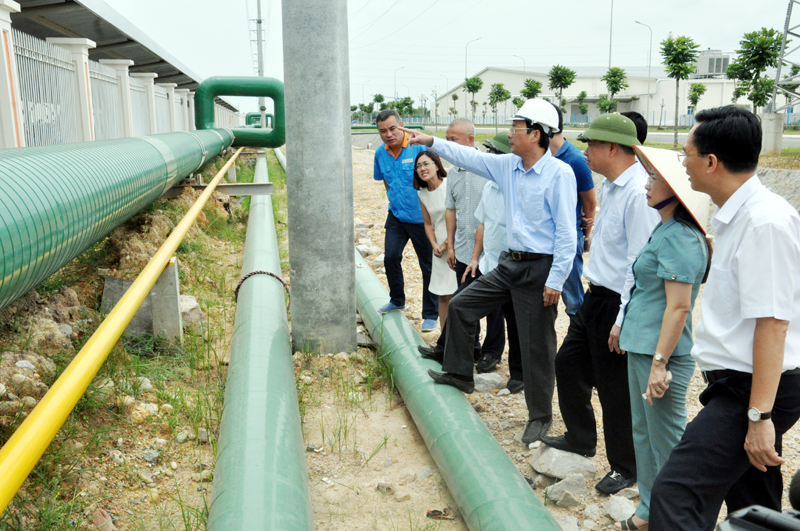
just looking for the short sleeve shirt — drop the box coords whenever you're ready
[444,166,487,264]
[619,217,707,356]
[554,139,595,230]
[373,135,427,224]
[474,180,507,274]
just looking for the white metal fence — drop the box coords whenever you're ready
[88,60,120,141]
[129,76,149,136]
[5,29,247,147]
[12,28,80,146]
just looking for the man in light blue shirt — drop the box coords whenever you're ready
[401,99,577,444]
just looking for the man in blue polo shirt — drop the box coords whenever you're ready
[374,109,438,332]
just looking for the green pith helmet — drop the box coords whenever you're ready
[483,132,510,154]
[577,113,641,147]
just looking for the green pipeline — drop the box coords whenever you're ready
[207,153,313,531]
[354,250,559,531]
[0,129,233,312]
[245,112,274,127]
[350,124,424,130]
[195,77,285,148]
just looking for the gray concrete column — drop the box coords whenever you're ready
[760,112,784,154]
[282,0,356,353]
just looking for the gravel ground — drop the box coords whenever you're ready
[350,145,800,529]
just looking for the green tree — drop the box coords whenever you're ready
[451,93,459,116]
[687,83,707,111]
[396,97,414,117]
[601,67,629,101]
[783,64,800,105]
[482,101,488,124]
[488,83,512,133]
[512,96,525,109]
[576,90,588,118]
[660,35,700,147]
[520,78,543,100]
[748,77,775,109]
[449,106,458,118]
[358,103,373,122]
[548,65,576,108]
[373,93,387,111]
[597,94,617,113]
[464,76,484,123]
[726,28,783,111]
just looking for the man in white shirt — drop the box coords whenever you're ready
[541,114,660,495]
[649,107,800,530]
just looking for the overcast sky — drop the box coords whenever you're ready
[106,0,790,113]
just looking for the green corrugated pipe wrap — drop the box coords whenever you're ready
[354,251,559,531]
[0,129,232,311]
[195,77,285,147]
[208,154,313,531]
[245,112,273,127]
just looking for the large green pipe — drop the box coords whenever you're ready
[195,77,285,148]
[245,112,274,127]
[208,153,313,531]
[0,129,233,312]
[354,251,559,531]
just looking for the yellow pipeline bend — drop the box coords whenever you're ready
[0,147,244,514]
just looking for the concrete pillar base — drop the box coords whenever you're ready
[151,256,183,344]
[761,112,784,154]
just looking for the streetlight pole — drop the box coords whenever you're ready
[362,79,371,123]
[439,74,449,93]
[513,54,526,73]
[402,84,410,99]
[608,0,614,69]
[394,66,405,101]
[465,37,481,116]
[636,21,653,125]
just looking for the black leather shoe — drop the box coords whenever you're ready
[506,379,524,394]
[596,470,636,495]
[427,369,474,393]
[521,419,552,444]
[540,434,597,457]
[417,345,443,364]
[475,354,500,373]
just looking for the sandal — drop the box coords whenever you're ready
[615,517,648,530]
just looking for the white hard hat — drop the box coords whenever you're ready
[508,99,559,137]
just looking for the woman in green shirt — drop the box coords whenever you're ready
[614,147,712,531]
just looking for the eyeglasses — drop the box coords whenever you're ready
[508,125,530,135]
[415,161,435,170]
[677,149,707,164]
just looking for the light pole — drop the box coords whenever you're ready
[513,54,526,73]
[439,74,449,93]
[402,84,410,98]
[636,21,653,125]
[394,66,405,101]
[608,0,614,69]
[362,79,371,123]
[465,37,481,115]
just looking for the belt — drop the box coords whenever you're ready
[702,367,800,384]
[509,250,550,261]
[588,283,620,298]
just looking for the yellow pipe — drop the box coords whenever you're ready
[0,147,244,514]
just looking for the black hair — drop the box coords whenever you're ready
[621,111,648,144]
[547,101,564,133]
[619,144,635,156]
[693,106,761,173]
[376,109,402,125]
[674,202,713,283]
[524,120,550,150]
[412,151,447,190]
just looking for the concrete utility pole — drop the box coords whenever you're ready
[608,0,614,69]
[636,21,653,125]
[282,0,356,353]
[256,0,266,128]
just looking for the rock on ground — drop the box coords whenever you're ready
[473,372,505,393]
[604,494,636,522]
[545,473,588,505]
[530,445,596,480]
[180,295,206,330]
[556,514,580,531]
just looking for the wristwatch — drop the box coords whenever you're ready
[654,352,667,364]
[747,407,772,422]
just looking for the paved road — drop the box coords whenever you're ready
[473,127,800,148]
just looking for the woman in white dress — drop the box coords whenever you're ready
[414,151,458,330]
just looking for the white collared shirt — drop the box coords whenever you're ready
[692,176,800,373]
[583,162,660,326]
[474,180,506,274]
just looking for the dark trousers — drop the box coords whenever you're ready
[384,211,438,320]
[555,288,636,479]
[503,301,523,381]
[442,252,557,422]
[649,373,800,531]
[432,260,505,360]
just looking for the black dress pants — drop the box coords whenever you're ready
[441,252,557,422]
[649,373,800,531]
[554,287,636,479]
